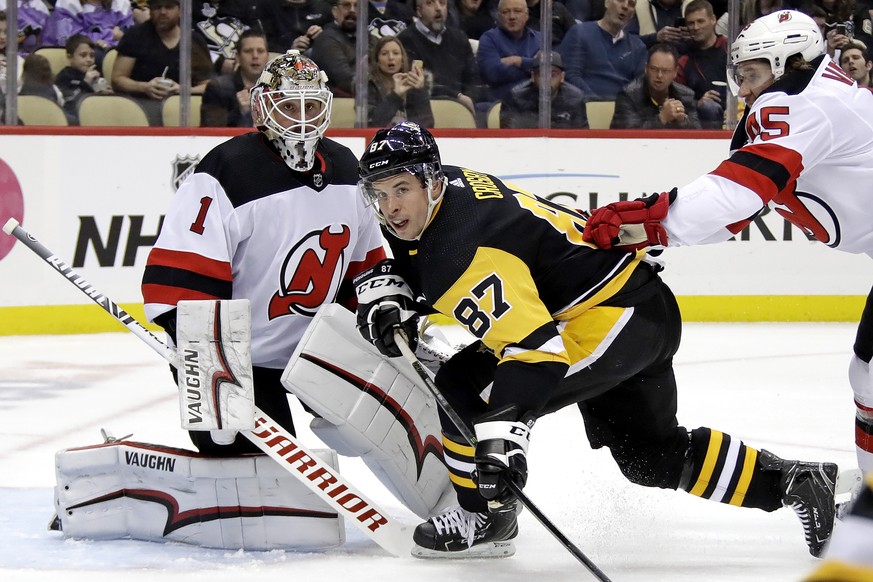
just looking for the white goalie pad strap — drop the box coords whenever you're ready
[176,299,255,432]
[283,304,454,519]
[54,441,344,550]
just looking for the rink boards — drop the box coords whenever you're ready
[0,129,870,334]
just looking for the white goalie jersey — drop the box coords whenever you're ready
[142,132,386,369]
[663,54,873,256]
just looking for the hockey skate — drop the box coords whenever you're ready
[760,449,838,557]
[411,504,518,558]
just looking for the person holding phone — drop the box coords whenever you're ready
[676,0,729,128]
[633,0,689,48]
[367,35,434,127]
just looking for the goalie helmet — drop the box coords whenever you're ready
[729,10,824,89]
[251,50,333,172]
[358,122,445,239]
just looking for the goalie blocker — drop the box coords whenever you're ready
[282,304,456,519]
[54,440,344,550]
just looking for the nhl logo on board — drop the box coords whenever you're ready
[172,155,201,191]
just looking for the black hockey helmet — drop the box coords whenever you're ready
[359,121,443,187]
[358,122,446,239]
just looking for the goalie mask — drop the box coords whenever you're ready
[358,122,445,240]
[251,51,333,172]
[728,11,824,95]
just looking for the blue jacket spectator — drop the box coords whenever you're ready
[558,0,647,101]
[477,0,541,102]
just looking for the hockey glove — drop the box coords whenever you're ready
[353,259,420,358]
[582,189,676,251]
[474,404,535,511]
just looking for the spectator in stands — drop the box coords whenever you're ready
[41,0,133,55]
[840,40,873,86]
[455,0,494,40]
[111,0,214,125]
[192,0,253,76]
[822,18,854,57]
[499,50,588,128]
[676,0,727,129]
[398,0,483,111]
[200,29,269,127]
[130,0,151,24]
[0,11,20,97]
[525,0,575,46]
[13,0,51,55]
[365,0,415,37]
[56,34,112,122]
[309,0,358,96]
[558,0,647,101]
[19,52,64,106]
[367,35,434,126]
[632,0,689,48]
[478,0,541,102]
[258,0,333,54]
[611,42,701,128]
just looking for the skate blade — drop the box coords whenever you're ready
[411,539,516,559]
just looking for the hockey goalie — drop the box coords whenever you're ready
[51,302,456,551]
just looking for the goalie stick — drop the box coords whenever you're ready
[394,330,613,582]
[2,218,413,558]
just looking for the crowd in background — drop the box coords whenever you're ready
[0,0,870,128]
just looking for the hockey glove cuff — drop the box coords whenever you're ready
[474,404,535,511]
[582,189,676,251]
[354,259,420,358]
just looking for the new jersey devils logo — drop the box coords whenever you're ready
[778,11,791,22]
[268,225,351,319]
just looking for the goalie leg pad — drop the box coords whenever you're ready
[284,304,456,519]
[54,441,344,550]
[176,299,255,433]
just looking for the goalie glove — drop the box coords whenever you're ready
[582,189,676,251]
[353,259,420,358]
[474,404,535,511]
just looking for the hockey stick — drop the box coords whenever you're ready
[394,331,612,581]
[2,218,413,558]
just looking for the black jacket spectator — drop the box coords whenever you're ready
[611,76,701,128]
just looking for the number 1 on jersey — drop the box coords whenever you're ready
[190,196,213,235]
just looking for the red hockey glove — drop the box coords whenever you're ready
[582,189,675,251]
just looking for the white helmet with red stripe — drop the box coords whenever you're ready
[730,10,824,82]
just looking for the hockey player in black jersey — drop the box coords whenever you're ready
[353,121,840,558]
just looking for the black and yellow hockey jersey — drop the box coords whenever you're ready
[388,165,652,415]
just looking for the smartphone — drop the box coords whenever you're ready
[675,17,686,27]
[412,60,424,71]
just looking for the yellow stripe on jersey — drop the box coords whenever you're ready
[433,247,569,367]
[727,447,758,506]
[557,255,646,320]
[448,473,477,489]
[804,561,873,582]
[442,435,475,457]
[559,305,630,367]
[690,429,724,497]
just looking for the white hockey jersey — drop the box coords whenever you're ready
[143,132,386,369]
[663,55,873,255]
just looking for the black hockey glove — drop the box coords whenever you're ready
[474,404,535,511]
[353,259,420,358]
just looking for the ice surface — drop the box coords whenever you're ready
[0,323,858,582]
